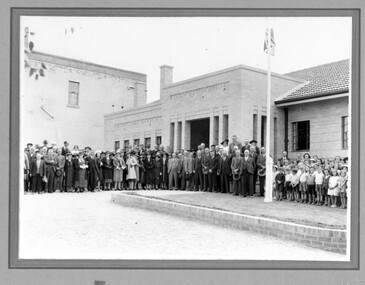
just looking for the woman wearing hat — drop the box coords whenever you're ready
[144,152,155,190]
[76,153,88,192]
[126,151,138,190]
[113,152,125,191]
[64,152,74,192]
[101,151,113,190]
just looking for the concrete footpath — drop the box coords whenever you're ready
[125,190,347,229]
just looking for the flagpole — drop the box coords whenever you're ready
[264,25,273,203]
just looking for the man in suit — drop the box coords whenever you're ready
[161,153,169,189]
[231,149,243,195]
[61,141,70,156]
[277,150,290,167]
[85,148,98,192]
[241,139,251,154]
[29,152,47,194]
[168,152,179,190]
[194,150,204,191]
[250,145,259,195]
[228,135,243,155]
[208,150,219,192]
[218,149,231,193]
[256,147,266,197]
[183,151,193,190]
[55,148,66,192]
[241,149,256,197]
[201,148,211,191]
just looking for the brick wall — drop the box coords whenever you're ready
[112,192,347,254]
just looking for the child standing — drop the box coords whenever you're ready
[290,168,300,202]
[314,166,325,206]
[284,167,293,201]
[299,166,308,203]
[338,170,347,209]
[322,168,331,206]
[275,167,285,201]
[306,167,316,204]
[328,169,339,208]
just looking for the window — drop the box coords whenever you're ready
[68,81,79,107]
[342,116,349,149]
[144,137,151,148]
[261,115,267,147]
[156,136,162,146]
[292,121,310,151]
[253,114,258,141]
[124,140,129,149]
[134,139,140,148]
[114,141,120,151]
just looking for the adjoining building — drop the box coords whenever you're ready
[104,59,349,160]
[22,51,147,149]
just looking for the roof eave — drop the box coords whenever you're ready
[275,89,349,106]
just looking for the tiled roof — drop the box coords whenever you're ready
[275,59,349,103]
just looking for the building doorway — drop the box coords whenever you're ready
[190,118,210,150]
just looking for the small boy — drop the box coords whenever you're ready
[284,167,293,201]
[275,167,285,201]
[314,166,325,206]
[290,168,300,202]
[322,168,331,206]
[299,166,308,203]
[306,167,316,204]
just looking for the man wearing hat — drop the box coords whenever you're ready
[240,149,256,197]
[85,147,97,192]
[256,147,266,197]
[54,148,65,192]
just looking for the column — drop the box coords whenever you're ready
[218,109,224,144]
[209,110,214,147]
[181,115,186,150]
[173,119,178,153]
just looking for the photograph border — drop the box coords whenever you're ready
[9,7,360,269]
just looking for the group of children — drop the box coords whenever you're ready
[273,160,348,209]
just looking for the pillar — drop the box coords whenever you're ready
[209,110,214,147]
[181,115,186,150]
[218,110,224,145]
[173,120,178,153]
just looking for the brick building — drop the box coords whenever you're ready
[104,59,349,160]
[22,51,147,149]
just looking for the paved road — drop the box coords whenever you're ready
[19,191,347,260]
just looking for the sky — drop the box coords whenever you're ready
[21,16,352,103]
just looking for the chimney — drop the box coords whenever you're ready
[134,82,147,107]
[160,65,173,90]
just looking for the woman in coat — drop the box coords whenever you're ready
[113,152,125,190]
[94,151,102,191]
[101,151,113,190]
[154,153,163,189]
[64,152,74,192]
[126,151,138,190]
[144,152,155,190]
[78,154,88,192]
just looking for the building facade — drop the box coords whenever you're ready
[22,51,147,149]
[104,59,349,160]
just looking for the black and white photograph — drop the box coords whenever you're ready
[17,14,353,263]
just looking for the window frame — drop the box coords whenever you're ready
[292,120,310,151]
[67,80,80,108]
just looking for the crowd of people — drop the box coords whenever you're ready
[23,136,349,208]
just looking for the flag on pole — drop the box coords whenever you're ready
[264,28,276,56]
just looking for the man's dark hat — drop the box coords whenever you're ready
[250,139,258,144]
